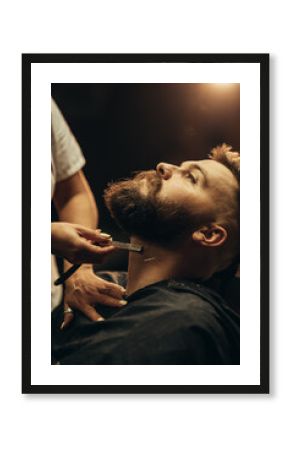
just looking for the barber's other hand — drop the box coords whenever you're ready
[51,222,115,264]
[61,265,127,329]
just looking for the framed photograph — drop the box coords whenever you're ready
[22,53,269,394]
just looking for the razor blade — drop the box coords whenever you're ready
[111,240,143,253]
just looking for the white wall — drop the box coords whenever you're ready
[0,1,286,449]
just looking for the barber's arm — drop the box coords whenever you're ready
[53,170,127,328]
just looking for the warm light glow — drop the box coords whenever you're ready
[211,83,238,89]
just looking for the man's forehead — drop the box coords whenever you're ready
[182,158,222,169]
[182,159,236,183]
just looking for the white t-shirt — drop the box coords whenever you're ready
[51,99,86,310]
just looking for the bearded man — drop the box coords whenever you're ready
[52,144,240,365]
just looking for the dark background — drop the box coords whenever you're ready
[52,83,240,269]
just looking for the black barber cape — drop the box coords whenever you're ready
[52,279,240,365]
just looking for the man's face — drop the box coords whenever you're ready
[104,159,239,244]
[149,159,238,216]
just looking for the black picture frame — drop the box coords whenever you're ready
[22,53,269,394]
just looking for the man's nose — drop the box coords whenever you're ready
[156,163,178,180]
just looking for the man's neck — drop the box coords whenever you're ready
[125,236,211,296]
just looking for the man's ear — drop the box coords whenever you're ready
[192,224,227,247]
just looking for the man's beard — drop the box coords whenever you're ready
[104,170,206,245]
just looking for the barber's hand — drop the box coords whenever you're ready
[61,265,127,329]
[51,222,115,264]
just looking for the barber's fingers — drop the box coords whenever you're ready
[77,226,114,246]
[60,303,104,329]
[78,303,105,322]
[60,303,74,330]
[99,281,126,299]
[75,225,106,242]
[95,293,128,308]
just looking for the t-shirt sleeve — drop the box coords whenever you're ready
[51,98,86,182]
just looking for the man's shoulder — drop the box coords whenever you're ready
[118,279,239,365]
[128,279,235,325]
[95,273,239,330]
[134,279,222,309]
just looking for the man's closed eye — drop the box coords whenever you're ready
[184,172,197,184]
